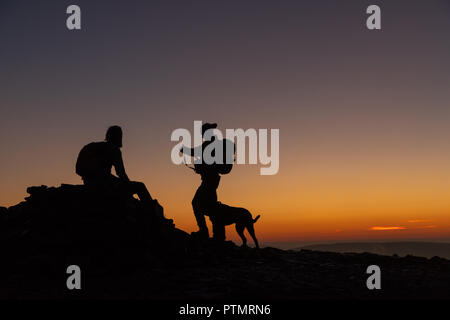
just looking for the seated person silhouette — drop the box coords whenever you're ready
[76,126,170,224]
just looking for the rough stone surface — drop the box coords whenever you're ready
[1,185,449,299]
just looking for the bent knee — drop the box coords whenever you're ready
[130,181,145,188]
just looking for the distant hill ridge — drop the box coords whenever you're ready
[298,242,450,259]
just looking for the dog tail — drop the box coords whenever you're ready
[253,215,261,223]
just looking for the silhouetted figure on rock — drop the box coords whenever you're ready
[76,125,171,225]
[181,123,220,239]
[181,123,235,241]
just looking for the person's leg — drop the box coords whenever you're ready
[192,205,208,234]
[192,187,209,237]
[212,222,226,241]
[125,180,174,226]
[127,181,153,202]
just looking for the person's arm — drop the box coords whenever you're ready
[180,145,195,156]
[113,149,130,181]
[180,143,207,159]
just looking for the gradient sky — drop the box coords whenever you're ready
[1,0,450,245]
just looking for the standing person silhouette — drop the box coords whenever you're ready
[181,123,221,239]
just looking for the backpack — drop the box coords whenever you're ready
[193,138,235,175]
[75,142,109,178]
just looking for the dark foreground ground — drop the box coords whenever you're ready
[1,185,450,300]
[2,242,450,300]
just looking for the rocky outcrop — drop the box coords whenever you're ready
[1,185,449,299]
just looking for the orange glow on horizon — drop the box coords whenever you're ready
[370,226,406,231]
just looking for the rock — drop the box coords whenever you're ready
[0,206,7,219]
[1,184,188,270]
[1,184,450,299]
[0,207,8,231]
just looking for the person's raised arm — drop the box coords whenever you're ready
[180,144,204,158]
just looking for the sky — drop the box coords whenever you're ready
[1,0,450,246]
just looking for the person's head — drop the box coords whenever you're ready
[201,122,217,135]
[105,125,123,148]
[201,122,218,141]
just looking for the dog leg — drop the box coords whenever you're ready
[247,223,259,249]
[235,224,247,247]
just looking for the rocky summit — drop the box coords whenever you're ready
[1,184,449,299]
